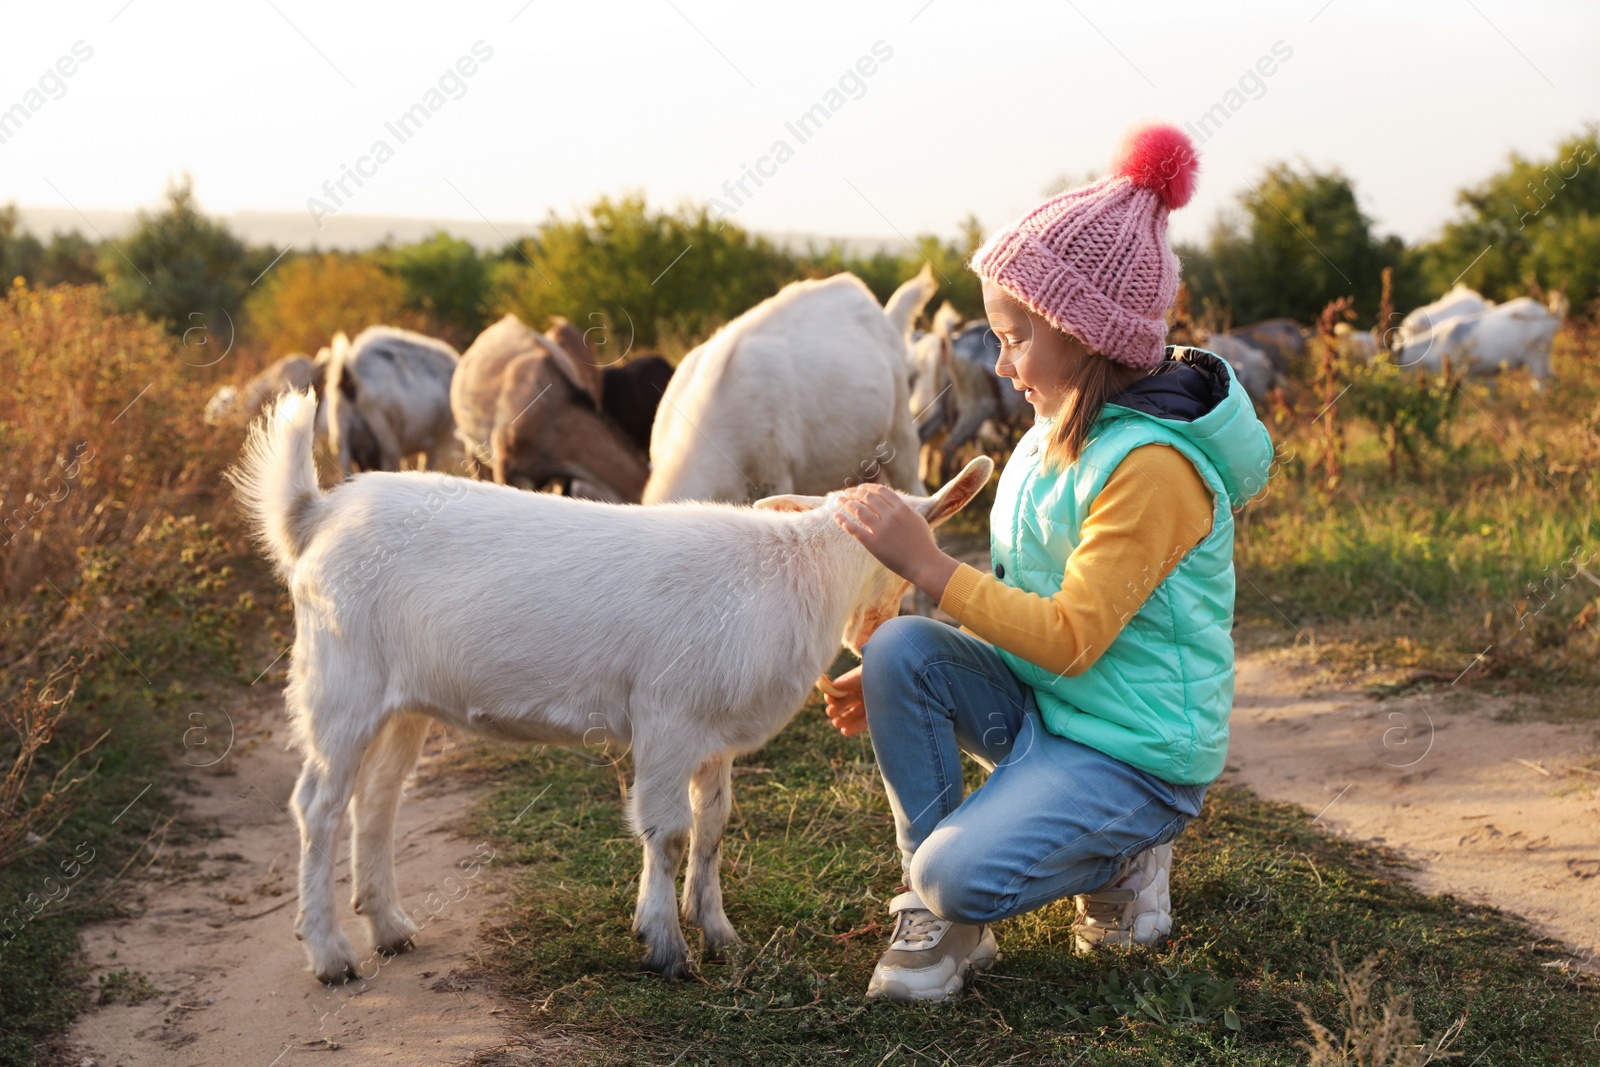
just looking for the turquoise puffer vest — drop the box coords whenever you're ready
[989,348,1274,785]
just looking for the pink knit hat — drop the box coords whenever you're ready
[970,123,1200,370]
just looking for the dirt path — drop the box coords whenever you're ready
[62,691,518,1066]
[1225,651,1600,970]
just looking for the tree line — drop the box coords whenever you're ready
[0,126,1593,362]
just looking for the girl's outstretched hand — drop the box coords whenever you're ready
[832,484,959,601]
[822,665,866,737]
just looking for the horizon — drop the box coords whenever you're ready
[2,2,1597,255]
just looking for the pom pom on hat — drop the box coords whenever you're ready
[1110,123,1199,211]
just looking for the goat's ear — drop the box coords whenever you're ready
[753,493,827,513]
[541,321,605,408]
[918,457,993,527]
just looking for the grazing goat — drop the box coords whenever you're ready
[602,355,676,454]
[1226,318,1305,377]
[1398,284,1490,339]
[1332,322,1380,364]
[229,390,990,982]
[1202,335,1283,406]
[908,304,961,446]
[1396,293,1565,381]
[911,309,1032,486]
[204,353,324,427]
[324,326,463,475]
[451,315,648,499]
[539,315,676,457]
[644,273,929,504]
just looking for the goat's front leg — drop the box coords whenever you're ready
[349,713,429,956]
[682,753,738,960]
[629,757,695,978]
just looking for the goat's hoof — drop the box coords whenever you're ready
[639,952,693,981]
[368,910,421,956]
[314,957,361,985]
[306,930,362,985]
[698,927,742,964]
[375,935,415,957]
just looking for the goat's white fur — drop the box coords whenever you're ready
[324,326,463,475]
[644,273,931,503]
[230,390,989,982]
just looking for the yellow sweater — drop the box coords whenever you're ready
[938,444,1215,678]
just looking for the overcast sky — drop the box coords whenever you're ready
[1,0,1596,251]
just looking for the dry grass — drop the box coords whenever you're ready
[1300,947,1463,1067]
[0,281,276,1065]
[1230,316,1600,704]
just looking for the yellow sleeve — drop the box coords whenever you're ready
[938,444,1215,677]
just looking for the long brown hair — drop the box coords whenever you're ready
[1040,350,1147,471]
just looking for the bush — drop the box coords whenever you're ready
[489,194,797,351]
[1180,163,1424,327]
[0,205,103,289]
[1420,126,1600,309]
[244,251,420,361]
[380,231,491,347]
[0,279,254,703]
[100,176,269,340]
[795,216,986,324]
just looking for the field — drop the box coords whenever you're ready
[0,272,1597,1064]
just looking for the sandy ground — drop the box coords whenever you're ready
[1224,651,1600,970]
[60,693,529,1067]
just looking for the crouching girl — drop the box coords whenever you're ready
[823,123,1274,1002]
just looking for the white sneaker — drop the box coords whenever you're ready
[865,890,1000,1002]
[1071,842,1173,952]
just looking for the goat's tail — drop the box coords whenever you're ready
[227,388,324,574]
[883,262,937,341]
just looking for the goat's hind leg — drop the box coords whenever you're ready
[682,753,739,960]
[629,753,696,979]
[350,712,430,956]
[292,744,368,984]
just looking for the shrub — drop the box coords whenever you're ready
[489,194,795,351]
[244,252,419,361]
[380,231,491,347]
[99,176,268,339]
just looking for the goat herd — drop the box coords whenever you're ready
[214,268,942,508]
[209,270,1567,511]
[216,265,1568,986]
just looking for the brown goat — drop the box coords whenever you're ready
[451,314,648,500]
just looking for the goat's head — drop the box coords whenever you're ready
[753,456,993,654]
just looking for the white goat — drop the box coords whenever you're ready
[1396,293,1566,381]
[644,272,931,503]
[324,326,463,475]
[229,390,990,983]
[1398,283,1490,339]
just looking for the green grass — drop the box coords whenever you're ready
[467,676,1599,1066]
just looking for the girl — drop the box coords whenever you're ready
[823,123,1273,1003]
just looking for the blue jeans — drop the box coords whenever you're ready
[860,615,1208,926]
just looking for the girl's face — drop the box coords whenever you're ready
[982,279,1092,420]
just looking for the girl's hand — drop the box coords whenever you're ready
[832,484,959,601]
[821,665,866,737]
